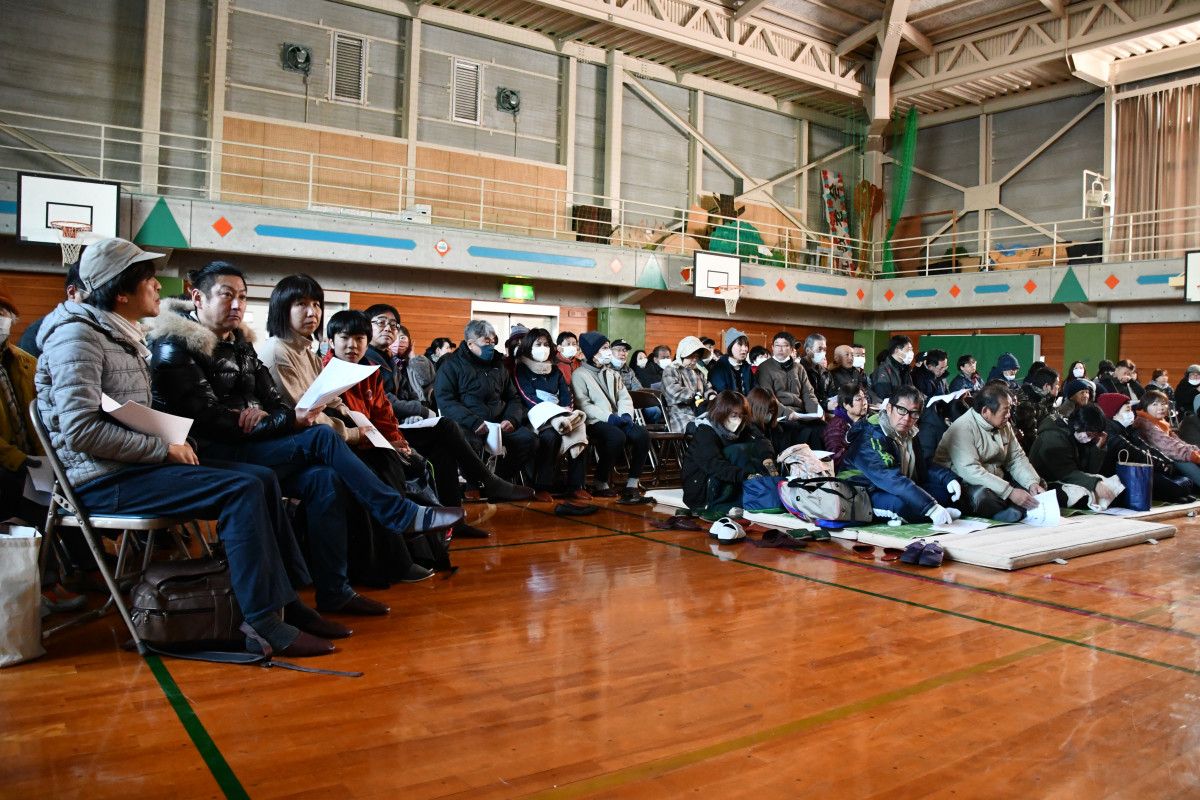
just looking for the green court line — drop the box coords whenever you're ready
[636,534,1200,677]
[452,531,630,551]
[146,654,249,799]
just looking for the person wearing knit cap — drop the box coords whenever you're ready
[1028,402,1113,507]
[1057,378,1094,421]
[0,276,46,523]
[660,336,716,434]
[708,328,755,397]
[1097,393,1195,502]
[571,331,653,503]
[1175,365,1200,421]
[986,352,1021,388]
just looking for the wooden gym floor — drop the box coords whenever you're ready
[5,499,1200,799]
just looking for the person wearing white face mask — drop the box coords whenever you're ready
[681,390,775,514]
[554,331,582,384]
[607,339,642,392]
[986,352,1021,389]
[1174,365,1200,420]
[870,334,916,402]
[755,331,826,448]
[800,333,834,410]
[571,332,652,503]
[514,328,590,502]
[660,335,718,434]
[0,277,47,523]
[1096,393,1195,502]
[1028,403,1115,507]
[708,329,756,396]
[1066,360,1088,382]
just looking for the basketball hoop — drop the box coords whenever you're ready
[714,284,743,315]
[50,221,92,266]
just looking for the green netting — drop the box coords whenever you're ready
[882,107,919,277]
[708,220,784,267]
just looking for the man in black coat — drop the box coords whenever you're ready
[871,335,915,401]
[433,319,537,478]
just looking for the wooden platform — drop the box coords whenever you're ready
[6,498,1200,798]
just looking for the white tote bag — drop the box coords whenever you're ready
[0,525,45,667]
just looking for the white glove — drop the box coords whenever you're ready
[947,479,962,502]
[927,504,954,526]
[872,507,900,521]
[551,416,571,433]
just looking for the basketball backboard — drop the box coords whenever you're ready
[1187,251,1200,304]
[17,173,119,245]
[692,251,741,301]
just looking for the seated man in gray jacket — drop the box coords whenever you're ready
[934,383,1047,522]
[36,238,338,657]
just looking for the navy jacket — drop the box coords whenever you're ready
[707,355,755,396]
[514,362,574,410]
[843,414,959,514]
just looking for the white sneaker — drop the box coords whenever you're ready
[708,517,746,542]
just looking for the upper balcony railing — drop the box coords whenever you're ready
[1,109,1195,278]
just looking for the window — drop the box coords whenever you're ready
[331,33,367,104]
[452,58,482,125]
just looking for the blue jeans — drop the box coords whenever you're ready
[868,481,953,523]
[75,463,296,625]
[201,426,420,608]
[1173,460,1200,487]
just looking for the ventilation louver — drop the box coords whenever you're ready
[452,59,482,125]
[331,33,366,104]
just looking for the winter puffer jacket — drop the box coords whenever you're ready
[433,341,525,434]
[147,300,294,444]
[842,414,959,514]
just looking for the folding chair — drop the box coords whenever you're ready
[30,401,198,651]
[629,390,689,487]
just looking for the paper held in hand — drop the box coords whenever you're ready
[1023,490,1061,527]
[101,393,193,445]
[347,410,394,450]
[296,359,379,412]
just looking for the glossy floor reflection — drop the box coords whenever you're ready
[6,501,1200,798]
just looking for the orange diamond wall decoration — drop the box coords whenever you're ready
[212,217,232,237]
[949,285,961,298]
[1105,274,1120,289]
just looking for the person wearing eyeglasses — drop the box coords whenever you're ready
[360,304,437,423]
[1028,403,1115,508]
[823,381,869,472]
[934,383,1046,522]
[842,385,964,526]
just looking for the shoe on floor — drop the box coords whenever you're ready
[42,583,87,613]
[899,540,927,565]
[399,564,436,583]
[555,502,598,517]
[481,475,536,501]
[532,491,555,503]
[615,490,653,505]
[591,487,621,498]
[277,631,336,657]
[407,505,466,533]
[567,489,593,502]
[296,614,353,639]
[322,593,390,615]
[918,541,946,567]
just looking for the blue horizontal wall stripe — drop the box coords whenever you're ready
[1136,274,1175,285]
[254,225,416,250]
[468,246,595,268]
[741,277,766,287]
[974,284,1010,294]
[794,283,848,297]
[0,201,16,215]
[906,288,938,298]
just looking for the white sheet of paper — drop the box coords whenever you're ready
[791,411,824,420]
[295,359,379,412]
[931,518,991,535]
[483,420,506,456]
[0,524,39,538]
[101,393,193,445]
[21,459,55,505]
[1024,490,1062,527]
[1098,506,1143,516]
[397,415,442,429]
[926,388,970,406]
[346,409,394,451]
[535,389,559,404]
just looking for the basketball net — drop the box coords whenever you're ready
[715,285,742,315]
[50,221,91,266]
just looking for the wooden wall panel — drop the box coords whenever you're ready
[1119,322,1200,389]
[348,291,472,354]
[891,326,1065,376]
[1,270,66,343]
[646,312,853,355]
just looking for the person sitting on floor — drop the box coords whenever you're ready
[514,327,589,502]
[1056,378,1094,421]
[1133,389,1200,487]
[44,239,340,657]
[824,381,869,472]
[948,354,982,395]
[434,319,538,480]
[360,304,437,422]
[842,385,963,525]
[870,335,915,401]
[707,328,755,396]
[571,331,652,504]
[934,383,1046,522]
[1180,396,1200,447]
[1096,393,1194,502]
[661,335,717,434]
[1028,403,1115,508]
[151,265,464,614]
[682,390,775,514]
[1012,366,1059,453]
[746,386,788,455]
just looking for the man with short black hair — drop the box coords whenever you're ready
[754,331,824,447]
[1012,366,1059,452]
[871,335,914,401]
[934,383,1046,522]
[361,303,436,421]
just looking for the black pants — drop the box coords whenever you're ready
[962,484,1025,520]
[587,421,651,485]
[532,428,587,492]
[778,419,826,450]
[405,418,503,505]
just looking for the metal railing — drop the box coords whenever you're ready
[1,108,1194,277]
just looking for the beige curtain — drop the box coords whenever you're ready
[1113,84,1200,259]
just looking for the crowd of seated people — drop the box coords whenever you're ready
[8,241,1200,651]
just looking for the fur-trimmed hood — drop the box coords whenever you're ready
[146,298,255,357]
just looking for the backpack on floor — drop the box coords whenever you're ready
[779,477,873,524]
[129,557,244,652]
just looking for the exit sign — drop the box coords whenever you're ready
[502,283,534,301]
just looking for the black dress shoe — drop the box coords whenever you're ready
[297,615,353,639]
[591,487,621,498]
[453,522,491,539]
[323,593,390,615]
[616,490,654,505]
[276,631,335,658]
[407,505,466,533]
[481,476,536,501]
[555,502,598,517]
[400,564,436,583]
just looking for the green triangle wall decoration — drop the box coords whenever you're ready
[1052,267,1088,304]
[636,255,667,290]
[134,198,189,248]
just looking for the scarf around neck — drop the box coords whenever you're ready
[520,356,553,375]
[99,308,151,358]
[879,409,916,478]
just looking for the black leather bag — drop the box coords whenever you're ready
[129,558,244,651]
